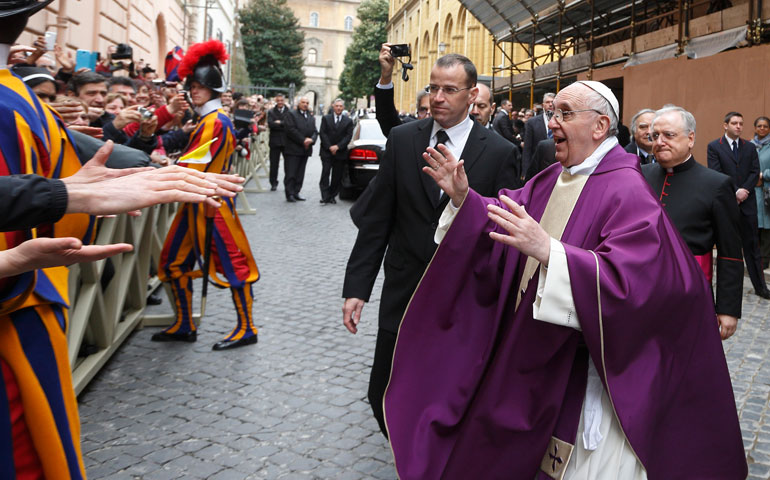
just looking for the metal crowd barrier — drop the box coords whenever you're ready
[67,202,177,395]
[232,130,271,215]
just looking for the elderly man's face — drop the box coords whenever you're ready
[298,98,309,111]
[429,64,477,129]
[275,96,285,109]
[548,84,604,168]
[651,111,694,168]
[332,101,345,115]
[470,85,494,126]
[633,112,655,153]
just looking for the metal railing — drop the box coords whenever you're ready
[66,203,177,394]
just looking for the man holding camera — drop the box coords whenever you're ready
[375,43,430,137]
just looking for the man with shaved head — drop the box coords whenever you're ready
[384,81,747,479]
[470,83,495,128]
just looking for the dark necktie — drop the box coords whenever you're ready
[335,115,339,125]
[434,129,449,149]
[732,141,739,162]
[431,130,449,201]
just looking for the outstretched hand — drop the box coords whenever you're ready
[487,194,551,264]
[0,237,133,279]
[62,141,246,215]
[421,143,468,207]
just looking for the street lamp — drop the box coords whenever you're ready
[438,42,447,53]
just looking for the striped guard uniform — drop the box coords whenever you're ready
[159,104,260,342]
[0,68,92,479]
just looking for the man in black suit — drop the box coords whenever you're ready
[625,108,656,165]
[374,43,430,137]
[492,99,516,143]
[342,54,521,437]
[283,96,317,202]
[319,98,354,204]
[707,111,770,299]
[267,94,290,191]
[644,106,743,339]
[521,92,555,180]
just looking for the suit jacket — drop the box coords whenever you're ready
[624,140,655,165]
[492,110,516,144]
[522,113,549,179]
[267,106,290,147]
[707,136,759,216]
[320,113,354,161]
[284,108,318,157]
[374,85,402,137]
[526,138,556,181]
[343,117,522,333]
[642,157,743,317]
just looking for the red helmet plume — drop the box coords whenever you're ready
[178,40,229,81]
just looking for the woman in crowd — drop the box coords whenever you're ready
[753,115,770,268]
[104,92,128,115]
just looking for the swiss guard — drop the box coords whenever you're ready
[153,40,260,350]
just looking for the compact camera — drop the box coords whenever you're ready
[112,43,133,60]
[390,44,410,57]
[137,107,154,119]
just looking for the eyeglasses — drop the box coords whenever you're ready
[425,85,473,96]
[649,131,682,142]
[551,108,603,123]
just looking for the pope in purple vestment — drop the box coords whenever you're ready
[383,82,747,479]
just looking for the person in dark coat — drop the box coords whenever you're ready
[283,96,318,201]
[267,93,290,191]
[707,111,770,299]
[319,98,354,204]
[642,106,743,339]
[342,54,521,437]
[624,108,656,164]
[492,99,516,143]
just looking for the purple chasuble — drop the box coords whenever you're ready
[383,145,747,479]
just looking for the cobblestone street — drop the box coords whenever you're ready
[79,146,770,479]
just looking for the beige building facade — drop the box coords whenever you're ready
[287,0,360,112]
[21,0,241,85]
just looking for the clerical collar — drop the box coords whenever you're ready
[196,98,223,117]
[563,136,619,176]
[664,155,695,174]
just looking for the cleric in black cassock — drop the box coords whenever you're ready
[642,105,743,339]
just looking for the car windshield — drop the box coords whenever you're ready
[358,121,386,141]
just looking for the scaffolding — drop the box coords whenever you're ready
[461,0,768,105]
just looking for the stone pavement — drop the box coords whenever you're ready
[78,145,770,479]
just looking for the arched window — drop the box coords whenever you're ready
[344,16,353,31]
[308,48,317,64]
[310,12,319,27]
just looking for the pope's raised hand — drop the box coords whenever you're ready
[422,143,468,207]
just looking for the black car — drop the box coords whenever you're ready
[340,118,386,199]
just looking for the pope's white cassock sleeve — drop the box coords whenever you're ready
[435,199,647,480]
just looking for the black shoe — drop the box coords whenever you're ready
[319,199,328,204]
[151,331,197,342]
[212,335,258,351]
[147,293,163,305]
[757,289,770,300]
[329,198,337,204]
[294,194,306,201]
[270,185,277,191]
[286,195,296,203]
